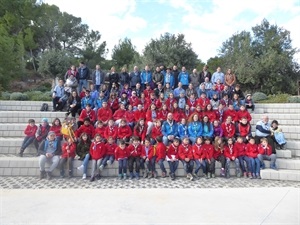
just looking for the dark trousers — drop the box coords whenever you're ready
[181,160,194,174]
[21,136,35,151]
[168,161,179,174]
[216,154,226,169]
[118,158,127,174]
[52,97,64,111]
[67,105,80,117]
[204,158,215,174]
[59,157,74,176]
[128,156,140,173]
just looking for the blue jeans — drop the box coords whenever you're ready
[168,160,179,174]
[194,159,206,174]
[82,154,90,174]
[225,158,240,175]
[118,158,127,174]
[181,160,194,174]
[101,155,115,167]
[78,79,88,93]
[238,156,248,173]
[246,157,260,174]
[157,159,167,173]
[21,136,35,151]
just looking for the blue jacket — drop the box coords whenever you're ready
[81,96,94,109]
[201,122,214,138]
[188,122,203,138]
[141,70,152,84]
[178,124,188,139]
[255,120,271,137]
[164,73,175,88]
[94,97,106,110]
[78,66,90,80]
[178,72,190,86]
[162,120,178,137]
[207,89,220,100]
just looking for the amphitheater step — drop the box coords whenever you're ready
[255,103,300,114]
[260,169,300,181]
[0,101,53,111]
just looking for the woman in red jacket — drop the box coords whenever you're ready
[224,138,241,178]
[178,137,194,181]
[89,134,106,182]
[133,118,147,144]
[59,137,76,178]
[115,140,129,180]
[245,137,260,179]
[166,138,180,180]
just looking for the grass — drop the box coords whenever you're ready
[257,94,291,103]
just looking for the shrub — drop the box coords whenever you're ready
[10,92,29,101]
[252,92,267,102]
[1,92,10,100]
[288,96,300,103]
[24,91,43,100]
[258,94,290,103]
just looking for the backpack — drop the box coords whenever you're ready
[40,103,49,112]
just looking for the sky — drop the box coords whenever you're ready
[44,0,300,64]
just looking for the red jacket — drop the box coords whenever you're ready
[234,142,246,157]
[134,110,146,122]
[129,96,141,107]
[105,143,117,155]
[155,99,165,110]
[79,109,96,123]
[151,125,162,139]
[213,146,224,159]
[141,145,155,160]
[236,109,252,122]
[115,146,129,160]
[165,98,177,111]
[50,125,62,138]
[192,144,202,160]
[97,107,113,123]
[172,108,182,123]
[197,97,210,110]
[61,142,76,158]
[75,124,95,139]
[113,109,126,121]
[124,110,135,123]
[224,144,237,159]
[221,122,236,138]
[117,125,132,139]
[156,142,167,162]
[104,125,118,140]
[246,143,258,158]
[258,144,273,156]
[203,110,216,123]
[145,109,158,122]
[201,144,214,160]
[107,98,119,111]
[24,124,38,137]
[95,127,105,138]
[237,123,251,137]
[178,144,193,160]
[133,124,147,141]
[90,141,106,160]
[183,110,193,120]
[223,109,237,122]
[157,109,168,121]
[187,98,197,110]
[127,144,142,157]
[166,143,179,160]
[143,89,154,99]
[140,98,150,110]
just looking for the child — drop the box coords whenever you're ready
[34,118,51,154]
[213,120,223,139]
[192,137,206,178]
[257,138,278,170]
[97,101,113,126]
[201,115,214,139]
[94,120,105,138]
[224,138,240,178]
[127,136,143,179]
[61,117,76,142]
[104,119,118,141]
[155,136,167,178]
[271,120,287,149]
[141,137,156,178]
[49,118,63,144]
[178,137,194,181]
[75,117,95,140]
[133,118,147,144]
[200,138,215,179]
[245,137,260,179]
[166,138,180,180]
[117,119,133,143]
[244,94,255,112]
[78,103,96,127]
[19,119,38,157]
[234,136,248,178]
[213,136,226,177]
[59,137,76,178]
[76,132,91,180]
[151,120,163,145]
[236,117,252,143]
[115,140,129,180]
[100,136,117,170]
[236,105,252,123]
[89,134,106,182]
[221,116,236,141]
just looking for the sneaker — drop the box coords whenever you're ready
[207,172,211,179]
[248,172,252,179]
[221,168,225,177]
[161,172,166,178]
[153,171,158,179]
[39,171,46,180]
[130,172,134,179]
[237,170,241,178]
[82,173,87,179]
[192,173,198,179]
[123,173,127,180]
[171,173,175,180]
[90,176,95,182]
[243,172,247,178]
[46,172,52,180]
[188,173,194,181]
[281,144,287,150]
[211,173,216,178]
[148,172,153,179]
[135,173,140,180]
[143,171,148,178]
[118,174,123,180]
[203,174,207,179]
[251,173,256,179]
[77,165,84,172]
[99,165,104,171]
[256,173,261,179]
[19,149,24,157]
[226,173,230,179]
[271,165,278,171]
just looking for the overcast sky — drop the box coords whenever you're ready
[44,0,300,63]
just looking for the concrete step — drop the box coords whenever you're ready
[250,114,300,126]
[0,101,53,111]
[0,111,66,123]
[287,141,300,157]
[255,103,300,114]
[260,169,300,181]
[250,125,300,139]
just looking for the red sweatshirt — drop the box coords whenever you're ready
[166,144,179,160]
[246,143,258,158]
[129,96,141,107]
[178,144,193,160]
[200,144,214,160]
[95,127,105,138]
[61,142,76,158]
[156,142,167,162]
[141,145,155,160]
[79,109,96,123]
[127,144,142,157]
[105,143,117,155]
[197,97,210,111]
[224,144,237,159]
[113,109,126,121]
[236,109,252,122]
[223,109,237,122]
[134,110,146,122]
[75,124,95,139]
[237,123,251,137]
[90,141,106,160]
[124,110,135,123]
[104,125,118,140]
[157,109,168,121]
[221,122,236,138]
[115,146,129,160]
[133,125,147,141]
[234,142,246,157]
[203,110,217,123]
[151,125,162,140]
[192,144,202,160]
[146,109,158,122]
[117,125,132,139]
[258,144,273,156]
[24,125,38,137]
[97,107,113,123]
[107,98,119,112]
[165,98,177,111]
[50,125,62,138]
[213,146,224,159]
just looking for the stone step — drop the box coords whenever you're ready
[0,101,53,111]
[255,103,300,113]
[250,125,299,138]
[286,141,300,157]
[260,169,300,181]
[250,114,300,126]
[0,111,66,123]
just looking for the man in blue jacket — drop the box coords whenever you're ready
[178,66,190,90]
[162,113,178,145]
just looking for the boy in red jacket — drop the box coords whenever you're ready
[104,119,118,141]
[166,138,180,180]
[89,134,106,182]
[141,137,156,178]
[178,137,194,181]
[155,136,167,178]
[234,136,248,178]
[192,137,205,179]
[97,101,113,126]
[115,140,129,180]
[221,116,236,141]
[94,120,105,138]
[117,119,133,143]
[224,138,241,178]
[245,137,260,179]
[236,117,252,142]
[236,105,252,123]
[75,117,95,140]
[127,136,143,179]
[78,104,96,128]
[201,138,215,179]
[99,136,117,171]
[19,119,38,157]
[59,137,76,178]
[257,138,277,170]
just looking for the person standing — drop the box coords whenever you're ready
[199,65,212,83]
[77,62,90,93]
[211,67,224,84]
[91,65,105,92]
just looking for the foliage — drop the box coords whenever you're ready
[252,92,267,102]
[257,94,290,103]
[219,19,300,94]
[1,92,10,100]
[207,56,225,73]
[143,33,199,69]
[288,96,300,103]
[10,92,29,100]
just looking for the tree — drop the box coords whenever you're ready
[143,33,198,69]
[219,19,300,94]
[111,38,138,69]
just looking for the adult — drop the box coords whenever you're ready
[140,65,152,90]
[224,68,236,92]
[164,67,175,89]
[152,66,164,88]
[77,62,90,93]
[108,66,119,91]
[255,115,276,151]
[38,131,61,180]
[129,66,141,90]
[64,65,79,81]
[65,90,81,118]
[119,67,130,90]
[178,66,190,90]
[189,68,200,89]
[211,67,224,84]
[172,65,180,88]
[52,79,67,111]
[91,64,105,92]
[64,74,78,96]
[162,113,178,146]
[199,65,212,83]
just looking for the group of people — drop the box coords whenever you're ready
[20,63,287,181]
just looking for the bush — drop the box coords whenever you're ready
[10,92,29,101]
[24,91,43,100]
[288,96,300,103]
[252,92,267,102]
[258,94,290,103]
[31,85,50,92]
[1,92,10,100]
[29,91,52,101]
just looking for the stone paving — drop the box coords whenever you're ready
[1,176,299,189]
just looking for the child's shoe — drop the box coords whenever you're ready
[237,170,241,178]
[148,172,153,179]
[46,172,52,180]
[188,173,194,181]
[118,174,123,180]
[153,171,158,179]
[82,173,87,179]
[211,173,215,178]
[243,172,247,178]
[226,172,230,179]
[248,172,252,179]
[77,165,84,172]
[256,173,261,179]
[19,149,24,157]
[130,172,134,179]
[192,173,199,179]
[207,172,211,179]
[123,173,127,179]
[90,176,95,182]
[220,168,225,177]
[135,172,140,180]
[39,170,46,180]
[99,165,104,171]
[270,165,278,170]
[143,170,148,178]
[261,163,265,170]
[161,172,166,178]
[251,173,256,179]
